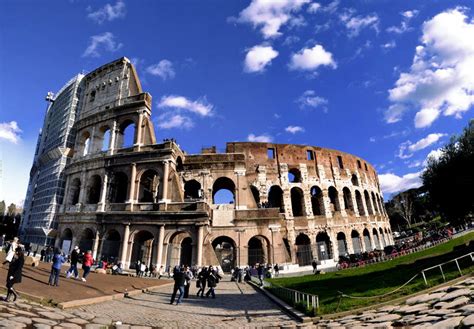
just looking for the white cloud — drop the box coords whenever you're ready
[0,121,21,144]
[387,9,419,34]
[296,90,328,111]
[87,0,126,24]
[237,0,310,39]
[248,133,273,143]
[157,113,194,130]
[387,9,474,127]
[384,104,407,123]
[289,44,336,71]
[307,3,321,14]
[340,11,379,37]
[379,171,423,195]
[398,133,446,158]
[146,60,175,80]
[244,45,279,73]
[158,95,213,117]
[285,125,305,134]
[320,0,339,14]
[82,32,122,58]
[381,41,396,49]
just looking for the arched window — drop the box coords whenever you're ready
[69,178,81,205]
[80,131,91,156]
[288,168,301,183]
[363,229,372,251]
[212,177,235,204]
[295,233,312,266]
[87,175,102,204]
[250,185,260,207]
[139,170,159,202]
[316,232,332,260]
[176,157,184,171]
[364,190,374,215]
[184,179,201,199]
[371,192,379,214]
[268,185,284,212]
[351,174,359,186]
[311,186,324,216]
[109,172,128,203]
[291,187,305,217]
[117,120,135,148]
[342,187,354,212]
[328,186,341,212]
[337,232,348,256]
[101,127,111,152]
[351,230,362,254]
[355,190,365,215]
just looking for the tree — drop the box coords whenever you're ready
[422,119,474,225]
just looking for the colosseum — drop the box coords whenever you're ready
[55,57,393,272]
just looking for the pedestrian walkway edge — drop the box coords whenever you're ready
[247,281,312,323]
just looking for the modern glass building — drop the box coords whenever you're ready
[20,74,84,246]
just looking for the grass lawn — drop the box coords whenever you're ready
[268,232,474,315]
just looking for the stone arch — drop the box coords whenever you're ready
[250,185,260,207]
[176,156,184,172]
[247,235,270,266]
[351,230,362,254]
[351,174,359,186]
[59,228,73,253]
[328,186,341,213]
[372,228,381,249]
[212,177,235,204]
[295,233,313,266]
[79,228,95,252]
[130,230,155,268]
[117,119,136,148]
[363,228,372,251]
[342,187,354,212]
[371,192,379,214]
[87,175,102,204]
[138,169,159,202]
[109,172,129,203]
[379,227,386,247]
[288,168,302,183]
[68,178,81,205]
[355,190,365,216]
[310,186,324,216]
[364,190,374,215]
[291,187,305,217]
[316,232,332,260]
[337,232,348,256]
[101,229,121,261]
[184,179,201,199]
[79,131,91,156]
[167,231,193,267]
[268,185,284,212]
[377,194,384,215]
[212,236,237,273]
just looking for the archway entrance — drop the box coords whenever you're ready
[167,232,193,267]
[372,228,381,250]
[316,232,332,260]
[79,228,94,252]
[295,233,313,266]
[337,232,348,256]
[351,230,362,254]
[101,230,121,262]
[363,229,372,251]
[130,230,154,268]
[212,236,236,272]
[248,236,269,266]
[60,228,73,254]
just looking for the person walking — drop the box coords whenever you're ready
[3,237,19,264]
[205,266,222,299]
[81,250,93,282]
[48,248,65,286]
[257,264,264,286]
[183,266,193,298]
[66,246,80,279]
[5,246,24,302]
[170,267,190,305]
[273,264,280,277]
[312,259,318,274]
[196,267,208,297]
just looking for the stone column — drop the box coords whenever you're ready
[196,225,204,267]
[98,172,109,212]
[135,112,144,147]
[109,120,117,155]
[79,170,87,205]
[160,160,169,203]
[346,232,354,255]
[337,191,347,217]
[127,163,137,209]
[155,225,165,268]
[321,190,332,218]
[351,189,360,217]
[120,224,130,268]
[63,176,72,211]
[92,230,100,259]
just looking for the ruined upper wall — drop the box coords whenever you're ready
[79,57,142,120]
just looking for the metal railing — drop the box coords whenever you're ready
[421,252,474,285]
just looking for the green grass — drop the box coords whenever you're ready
[268,232,474,315]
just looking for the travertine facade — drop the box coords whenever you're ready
[55,57,393,270]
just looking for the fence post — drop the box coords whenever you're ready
[439,265,446,282]
[422,271,427,285]
[294,290,297,305]
[454,259,462,276]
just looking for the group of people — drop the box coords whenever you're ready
[48,246,94,286]
[170,265,222,305]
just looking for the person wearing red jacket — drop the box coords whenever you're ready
[81,250,94,282]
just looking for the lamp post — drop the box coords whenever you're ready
[234,228,245,267]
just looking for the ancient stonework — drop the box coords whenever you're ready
[55,57,393,270]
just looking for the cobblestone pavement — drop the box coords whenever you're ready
[315,277,474,328]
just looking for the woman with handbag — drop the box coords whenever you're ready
[81,250,94,282]
[5,246,24,302]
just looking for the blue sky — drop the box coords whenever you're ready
[1,0,473,206]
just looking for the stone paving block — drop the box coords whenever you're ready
[462,314,474,326]
[442,296,470,309]
[406,292,445,305]
[31,318,59,326]
[431,316,464,328]
[439,288,470,302]
[411,316,441,324]
[38,311,66,320]
[33,324,52,329]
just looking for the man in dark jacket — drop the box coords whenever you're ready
[6,246,24,302]
[170,267,190,305]
[205,266,222,298]
[196,267,208,297]
[66,246,80,279]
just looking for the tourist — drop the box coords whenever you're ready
[81,250,93,282]
[158,265,165,279]
[3,237,19,264]
[135,260,141,277]
[312,259,318,274]
[66,246,80,279]
[184,266,193,298]
[205,266,222,298]
[140,262,147,277]
[257,264,264,286]
[196,267,208,297]
[273,264,280,277]
[5,246,24,302]
[40,248,45,262]
[48,248,65,286]
[170,267,190,305]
